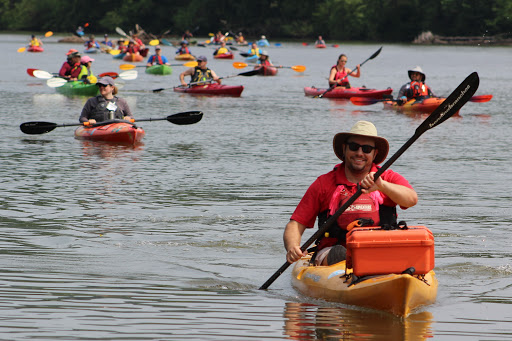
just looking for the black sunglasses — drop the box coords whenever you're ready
[346,141,376,154]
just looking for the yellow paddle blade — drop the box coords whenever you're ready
[291,65,306,72]
[149,39,159,46]
[44,31,53,38]
[208,33,214,37]
[109,49,121,55]
[119,64,136,70]
[17,47,26,53]
[183,61,198,67]
[205,40,210,44]
[232,62,248,69]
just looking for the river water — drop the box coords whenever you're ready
[1,33,511,340]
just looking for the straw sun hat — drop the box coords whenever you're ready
[333,121,389,165]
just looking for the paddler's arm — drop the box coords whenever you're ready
[284,220,308,264]
[328,68,337,86]
[211,70,221,84]
[361,173,418,209]
[350,64,361,78]
[180,68,193,86]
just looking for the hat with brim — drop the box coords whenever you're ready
[408,66,426,82]
[333,121,389,165]
[97,76,115,86]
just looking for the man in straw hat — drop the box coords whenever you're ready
[397,66,435,105]
[283,121,418,266]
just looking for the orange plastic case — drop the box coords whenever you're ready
[346,226,435,276]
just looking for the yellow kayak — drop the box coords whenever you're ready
[291,256,438,317]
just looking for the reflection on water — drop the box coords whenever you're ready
[2,34,512,339]
[283,302,434,341]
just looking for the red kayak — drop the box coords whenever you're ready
[28,46,44,52]
[255,65,278,76]
[304,86,393,99]
[174,84,244,97]
[214,53,234,59]
[315,44,327,48]
[74,120,145,145]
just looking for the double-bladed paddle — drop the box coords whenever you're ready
[119,61,197,70]
[232,62,306,72]
[259,72,480,290]
[350,94,493,106]
[316,46,383,98]
[20,111,204,135]
[152,69,259,93]
[44,70,138,88]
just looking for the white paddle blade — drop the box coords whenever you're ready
[33,70,53,79]
[119,70,138,80]
[46,78,67,88]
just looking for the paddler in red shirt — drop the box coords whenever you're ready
[59,51,82,81]
[284,121,418,266]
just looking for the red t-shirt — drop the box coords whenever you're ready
[290,163,414,228]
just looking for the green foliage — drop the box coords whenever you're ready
[0,0,510,42]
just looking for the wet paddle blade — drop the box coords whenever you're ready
[119,64,136,70]
[149,39,159,46]
[17,47,26,53]
[109,49,121,56]
[98,72,119,78]
[27,68,38,77]
[20,121,58,135]
[233,62,247,69]
[33,70,53,79]
[166,111,203,125]
[119,70,138,80]
[46,78,67,87]
[239,69,260,77]
[469,94,492,102]
[418,72,479,131]
[44,31,53,38]
[115,27,128,37]
[291,65,306,72]
[183,61,198,67]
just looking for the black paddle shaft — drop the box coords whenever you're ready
[259,72,479,290]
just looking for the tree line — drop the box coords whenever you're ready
[1,0,511,42]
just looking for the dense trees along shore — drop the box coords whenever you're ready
[1,0,511,43]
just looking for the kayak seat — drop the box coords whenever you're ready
[327,245,347,265]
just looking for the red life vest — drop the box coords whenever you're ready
[316,184,381,250]
[332,66,349,86]
[149,55,164,65]
[410,81,429,97]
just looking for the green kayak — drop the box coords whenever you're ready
[145,65,173,75]
[55,81,99,97]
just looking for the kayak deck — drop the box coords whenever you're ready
[173,84,244,97]
[55,81,99,97]
[304,86,393,99]
[145,64,173,75]
[291,256,438,317]
[74,120,145,145]
[383,97,460,115]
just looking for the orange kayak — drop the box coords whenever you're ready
[383,97,459,114]
[74,121,145,145]
[123,52,144,62]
